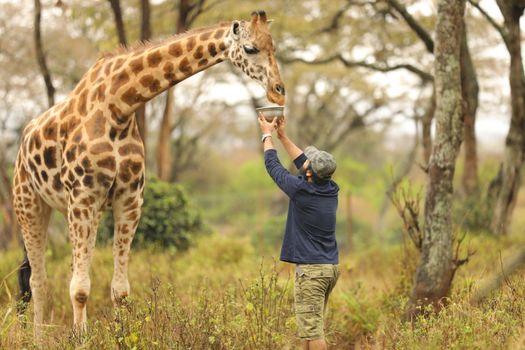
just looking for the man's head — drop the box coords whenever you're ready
[303,146,337,182]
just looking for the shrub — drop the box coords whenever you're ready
[98,177,205,250]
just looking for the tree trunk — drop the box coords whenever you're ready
[157,89,174,181]
[421,88,435,165]
[460,18,480,196]
[405,0,465,320]
[135,0,151,152]
[489,1,525,235]
[34,0,55,108]
[107,0,128,47]
[156,0,192,180]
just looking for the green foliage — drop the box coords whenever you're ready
[2,235,525,348]
[98,177,205,250]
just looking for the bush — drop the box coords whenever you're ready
[98,177,205,250]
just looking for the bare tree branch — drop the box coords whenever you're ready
[468,0,507,45]
[280,54,433,82]
[386,0,434,53]
[34,0,55,107]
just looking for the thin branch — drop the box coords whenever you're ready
[467,0,507,44]
[314,0,354,34]
[280,54,433,82]
[386,0,434,53]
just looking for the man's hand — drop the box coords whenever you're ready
[276,118,287,139]
[258,114,278,134]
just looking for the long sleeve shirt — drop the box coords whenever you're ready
[264,149,339,264]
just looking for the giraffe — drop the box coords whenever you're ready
[13,10,285,337]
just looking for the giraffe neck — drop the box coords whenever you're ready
[106,23,231,121]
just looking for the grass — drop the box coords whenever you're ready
[1,233,525,349]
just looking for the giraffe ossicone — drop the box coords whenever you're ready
[13,10,285,338]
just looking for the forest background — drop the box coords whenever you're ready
[1,0,525,349]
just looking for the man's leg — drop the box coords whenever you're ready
[303,339,327,350]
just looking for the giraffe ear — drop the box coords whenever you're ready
[267,19,273,27]
[231,21,240,40]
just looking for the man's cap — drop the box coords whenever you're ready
[304,146,337,179]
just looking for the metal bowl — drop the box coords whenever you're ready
[256,106,284,122]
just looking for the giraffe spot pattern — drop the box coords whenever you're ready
[118,144,144,157]
[147,50,162,67]
[186,37,196,52]
[198,59,208,67]
[96,83,106,102]
[200,31,211,41]
[179,57,193,75]
[53,174,63,191]
[85,110,106,141]
[168,42,183,57]
[110,70,130,94]
[77,90,88,115]
[163,62,177,82]
[74,166,84,176]
[109,104,126,125]
[43,147,57,169]
[121,88,148,107]
[90,142,113,155]
[104,61,114,76]
[208,43,217,57]
[139,75,161,93]
[97,157,116,171]
[43,120,57,141]
[129,57,144,74]
[214,29,224,39]
[193,45,204,59]
[97,173,113,187]
[83,175,94,188]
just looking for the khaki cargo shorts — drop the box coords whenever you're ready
[294,263,339,340]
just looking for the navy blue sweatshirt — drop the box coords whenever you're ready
[264,149,339,264]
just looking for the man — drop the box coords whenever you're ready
[258,115,340,350]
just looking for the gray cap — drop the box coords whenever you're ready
[304,146,337,179]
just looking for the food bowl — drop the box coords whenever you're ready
[256,106,285,122]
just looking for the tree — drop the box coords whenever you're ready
[405,0,466,319]
[135,0,151,152]
[472,0,525,235]
[34,0,55,108]
[156,0,215,181]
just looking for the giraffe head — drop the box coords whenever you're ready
[228,11,285,106]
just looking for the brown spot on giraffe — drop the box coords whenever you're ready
[186,37,197,52]
[121,88,148,107]
[90,142,113,155]
[53,174,63,191]
[200,31,212,41]
[43,120,57,141]
[77,90,88,115]
[110,71,130,94]
[208,43,217,57]
[214,29,224,39]
[129,57,144,75]
[43,147,57,169]
[118,144,144,157]
[193,45,204,59]
[139,75,161,93]
[198,58,208,67]
[97,157,116,171]
[85,110,106,141]
[168,42,183,57]
[147,50,162,67]
[179,58,193,75]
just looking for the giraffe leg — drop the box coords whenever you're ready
[67,203,102,331]
[13,179,52,338]
[111,181,144,305]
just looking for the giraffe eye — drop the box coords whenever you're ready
[243,45,259,54]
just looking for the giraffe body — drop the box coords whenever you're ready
[13,11,284,337]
